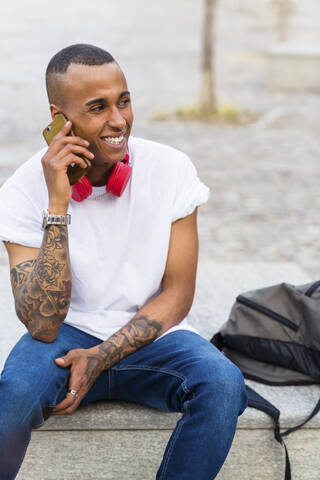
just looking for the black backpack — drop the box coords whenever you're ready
[211,280,320,480]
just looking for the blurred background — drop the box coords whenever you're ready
[0,0,319,278]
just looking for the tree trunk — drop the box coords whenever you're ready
[201,0,217,115]
[274,0,292,43]
[238,0,245,13]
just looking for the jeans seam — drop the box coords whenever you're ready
[113,364,187,383]
[113,364,195,479]
[113,365,194,400]
[109,368,114,400]
[48,378,69,408]
[159,386,192,480]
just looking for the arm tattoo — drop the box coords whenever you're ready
[85,316,163,385]
[11,225,72,340]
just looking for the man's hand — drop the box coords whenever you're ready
[42,120,94,213]
[53,347,107,415]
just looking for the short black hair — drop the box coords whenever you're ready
[45,44,115,104]
[46,43,115,75]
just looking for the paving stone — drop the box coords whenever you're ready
[1,1,320,279]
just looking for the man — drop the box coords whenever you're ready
[0,44,247,479]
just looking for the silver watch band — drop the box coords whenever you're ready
[42,209,71,229]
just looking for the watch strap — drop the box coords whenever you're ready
[42,209,71,229]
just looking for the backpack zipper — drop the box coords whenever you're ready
[236,295,298,331]
[305,281,320,298]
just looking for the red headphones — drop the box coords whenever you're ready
[72,150,131,202]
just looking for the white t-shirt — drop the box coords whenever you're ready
[0,136,210,341]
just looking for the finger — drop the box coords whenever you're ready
[55,357,69,368]
[54,403,78,415]
[53,119,73,139]
[53,132,89,148]
[55,351,74,367]
[48,120,73,145]
[54,378,82,410]
[54,375,83,413]
[48,131,90,156]
[57,144,94,164]
[53,391,79,414]
[57,135,90,147]
[51,152,90,171]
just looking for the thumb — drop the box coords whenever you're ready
[55,354,72,367]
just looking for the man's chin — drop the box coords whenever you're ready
[93,154,126,168]
[99,139,128,162]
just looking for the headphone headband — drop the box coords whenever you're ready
[72,147,131,202]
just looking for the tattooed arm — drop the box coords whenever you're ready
[5,224,72,343]
[54,209,199,415]
[4,119,92,342]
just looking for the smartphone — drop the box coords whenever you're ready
[42,114,91,185]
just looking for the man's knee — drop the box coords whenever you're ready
[187,350,248,417]
[211,359,247,415]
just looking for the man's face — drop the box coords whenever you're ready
[52,62,133,167]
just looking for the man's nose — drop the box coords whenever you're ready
[108,106,126,129]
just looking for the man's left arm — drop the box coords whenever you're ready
[54,208,199,414]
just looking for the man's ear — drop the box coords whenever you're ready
[50,104,62,120]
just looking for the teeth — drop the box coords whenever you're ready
[102,135,124,145]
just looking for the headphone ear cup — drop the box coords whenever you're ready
[72,176,93,202]
[106,162,132,197]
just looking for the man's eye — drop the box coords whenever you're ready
[91,105,104,112]
[119,98,130,107]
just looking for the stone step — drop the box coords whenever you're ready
[1,260,319,479]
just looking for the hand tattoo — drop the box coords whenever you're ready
[10,225,72,341]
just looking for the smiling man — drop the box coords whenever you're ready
[0,44,247,479]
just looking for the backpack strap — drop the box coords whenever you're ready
[246,385,291,480]
[212,334,319,478]
[281,395,320,437]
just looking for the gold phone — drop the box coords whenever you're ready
[42,114,90,185]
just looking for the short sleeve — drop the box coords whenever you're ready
[0,155,47,248]
[171,154,210,222]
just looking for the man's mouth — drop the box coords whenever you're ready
[101,134,125,146]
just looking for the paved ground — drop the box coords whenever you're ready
[0,0,320,278]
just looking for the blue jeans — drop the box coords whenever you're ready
[0,324,247,479]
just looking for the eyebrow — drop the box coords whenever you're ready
[85,91,130,107]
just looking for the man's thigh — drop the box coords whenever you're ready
[108,330,238,413]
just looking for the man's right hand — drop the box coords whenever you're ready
[41,120,94,213]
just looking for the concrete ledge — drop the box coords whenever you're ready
[266,43,320,92]
[2,261,320,479]
[16,423,320,480]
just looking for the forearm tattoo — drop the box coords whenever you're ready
[86,316,163,382]
[10,225,72,339]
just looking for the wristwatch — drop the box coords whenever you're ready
[42,209,71,229]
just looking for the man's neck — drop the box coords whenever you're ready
[85,164,113,187]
